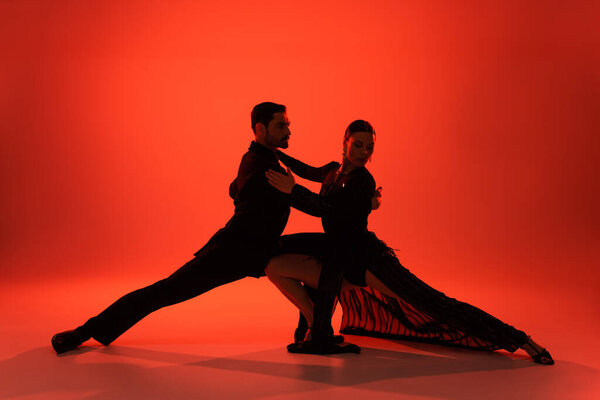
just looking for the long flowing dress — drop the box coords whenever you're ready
[277,151,529,352]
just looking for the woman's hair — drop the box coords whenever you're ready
[344,120,375,142]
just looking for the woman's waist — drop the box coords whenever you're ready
[322,221,368,235]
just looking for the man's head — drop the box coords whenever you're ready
[251,102,290,150]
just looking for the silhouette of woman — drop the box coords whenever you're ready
[265,120,553,365]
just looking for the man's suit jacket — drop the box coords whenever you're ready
[194,141,290,277]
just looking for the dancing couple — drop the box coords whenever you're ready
[52,102,553,365]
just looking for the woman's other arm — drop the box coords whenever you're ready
[266,169,376,218]
[276,150,340,183]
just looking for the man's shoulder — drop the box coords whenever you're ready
[234,148,270,191]
[239,149,270,172]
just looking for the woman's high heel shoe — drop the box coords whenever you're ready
[522,339,555,365]
[532,348,554,365]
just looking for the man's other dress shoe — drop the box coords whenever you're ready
[51,330,86,354]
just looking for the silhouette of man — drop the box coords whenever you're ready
[51,102,297,352]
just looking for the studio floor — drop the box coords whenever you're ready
[1,275,598,400]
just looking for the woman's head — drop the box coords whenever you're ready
[343,120,375,168]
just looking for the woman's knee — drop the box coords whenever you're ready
[264,257,282,279]
[265,254,322,285]
[265,254,300,279]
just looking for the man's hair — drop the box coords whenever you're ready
[251,102,286,133]
[344,120,376,142]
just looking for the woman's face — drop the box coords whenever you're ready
[344,131,375,168]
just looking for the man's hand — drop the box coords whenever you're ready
[266,167,296,194]
[371,186,383,210]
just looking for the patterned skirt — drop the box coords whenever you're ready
[339,244,529,352]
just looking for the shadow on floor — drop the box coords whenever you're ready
[0,341,596,400]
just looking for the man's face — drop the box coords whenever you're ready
[264,112,291,149]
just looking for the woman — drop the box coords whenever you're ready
[265,120,554,365]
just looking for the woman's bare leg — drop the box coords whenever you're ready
[364,270,400,298]
[265,254,322,326]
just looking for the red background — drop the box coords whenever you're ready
[1,1,598,320]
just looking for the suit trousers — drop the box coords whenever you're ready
[81,247,250,345]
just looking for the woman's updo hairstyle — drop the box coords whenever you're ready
[344,120,376,142]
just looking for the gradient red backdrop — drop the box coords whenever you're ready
[1,1,599,324]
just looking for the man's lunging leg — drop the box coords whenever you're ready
[52,254,245,353]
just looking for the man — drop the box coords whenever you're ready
[51,102,296,353]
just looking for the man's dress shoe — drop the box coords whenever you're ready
[51,330,86,354]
